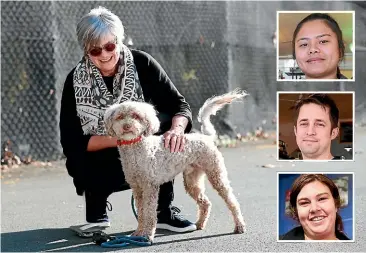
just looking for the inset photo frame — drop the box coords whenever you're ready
[277,172,354,242]
[277,11,355,81]
[277,91,355,161]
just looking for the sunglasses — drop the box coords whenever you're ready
[88,41,117,57]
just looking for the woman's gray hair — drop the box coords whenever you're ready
[76,6,124,53]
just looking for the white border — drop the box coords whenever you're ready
[277,171,355,243]
[276,11,355,82]
[276,91,355,162]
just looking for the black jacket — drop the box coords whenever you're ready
[338,73,348,79]
[59,49,192,195]
[279,226,350,240]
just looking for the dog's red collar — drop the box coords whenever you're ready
[117,136,142,146]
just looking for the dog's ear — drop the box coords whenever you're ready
[104,104,118,136]
[143,104,160,136]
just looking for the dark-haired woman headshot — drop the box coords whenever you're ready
[292,13,348,80]
[279,174,350,240]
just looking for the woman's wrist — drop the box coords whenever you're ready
[109,136,118,147]
[171,115,188,131]
[172,124,185,130]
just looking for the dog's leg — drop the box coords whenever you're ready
[141,184,159,242]
[205,157,246,234]
[183,168,212,230]
[131,186,144,236]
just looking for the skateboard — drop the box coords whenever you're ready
[69,194,137,238]
[70,224,109,238]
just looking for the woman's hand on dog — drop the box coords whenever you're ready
[164,115,189,153]
[163,127,186,153]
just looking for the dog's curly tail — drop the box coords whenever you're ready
[197,88,249,136]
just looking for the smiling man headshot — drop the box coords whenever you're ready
[291,94,340,160]
[292,13,348,80]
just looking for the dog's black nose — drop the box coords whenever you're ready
[123,124,131,130]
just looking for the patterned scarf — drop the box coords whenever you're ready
[73,45,144,135]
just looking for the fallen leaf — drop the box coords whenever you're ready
[262,164,276,168]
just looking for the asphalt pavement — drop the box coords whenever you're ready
[2,128,366,252]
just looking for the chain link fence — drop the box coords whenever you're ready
[1,1,366,161]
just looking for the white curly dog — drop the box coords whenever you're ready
[104,89,247,242]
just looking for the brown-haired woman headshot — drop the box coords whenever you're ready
[279,174,350,240]
[292,13,348,80]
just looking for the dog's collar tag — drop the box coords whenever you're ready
[117,136,142,146]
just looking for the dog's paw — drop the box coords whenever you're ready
[234,224,246,234]
[131,230,144,237]
[131,230,155,243]
[147,235,154,243]
[195,222,206,230]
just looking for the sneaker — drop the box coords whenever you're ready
[85,192,112,223]
[71,199,113,237]
[156,206,197,233]
[84,201,112,230]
